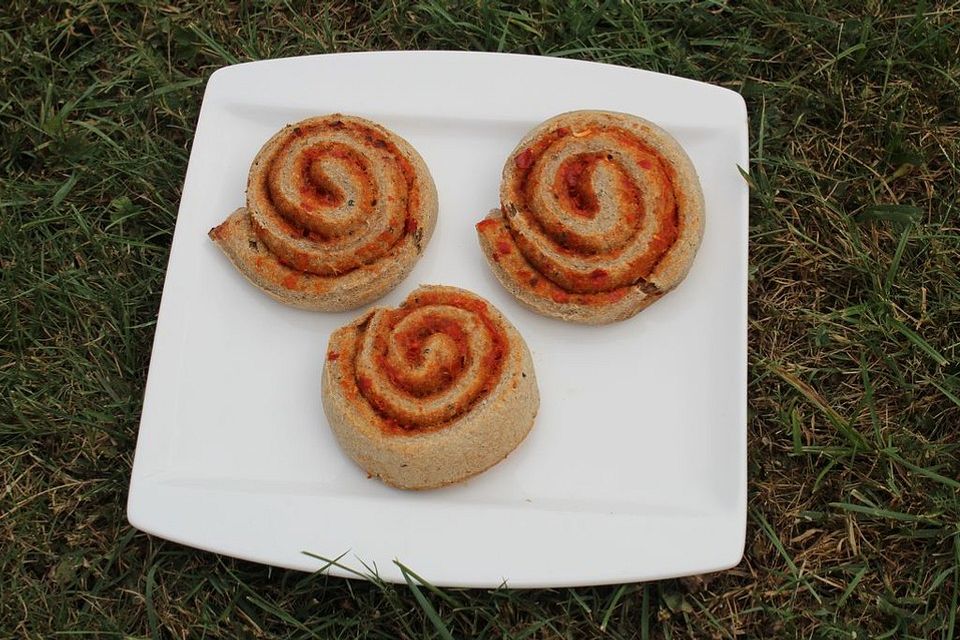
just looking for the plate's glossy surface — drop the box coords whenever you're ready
[128,51,748,587]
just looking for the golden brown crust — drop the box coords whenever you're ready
[478,110,704,324]
[210,114,437,311]
[321,285,539,489]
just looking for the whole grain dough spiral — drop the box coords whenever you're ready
[321,285,539,489]
[209,114,438,311]
[476,110,704,324]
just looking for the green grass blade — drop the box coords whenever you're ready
[888,318,948,366]
[51,173,78,209]
[927,377,960,410]
[396,561,455,640]
[830,502,942,525]
[145,562,160,640]
[770,365,868,449]
[641,584,650,640]
[837,565,869,607]
[882,450,960,490]
[883,225,912,295]
[300,551,372,581]
[599,584,629,632]
[857,203,922,224]
[946,535,959,640]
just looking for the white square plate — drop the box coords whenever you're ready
[128,51,748,588]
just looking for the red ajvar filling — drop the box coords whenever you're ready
[500,125,681,296]
[260,118,421,256]
[344,290,508,434]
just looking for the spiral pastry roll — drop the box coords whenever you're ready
[477,110,704,324]
[322,285,539,489]
[209,115,438,311]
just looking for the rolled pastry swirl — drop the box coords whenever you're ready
[322,285,539,489]
[477,110,704,324]
[210,115,437,311]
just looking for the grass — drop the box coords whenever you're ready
[2,0,959,637]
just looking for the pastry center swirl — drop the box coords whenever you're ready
[504,126,681,294]
[353,291,508,429]
[248,120,421,276]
